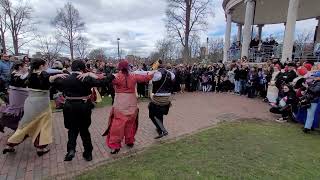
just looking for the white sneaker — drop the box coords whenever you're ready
[275,118,287,123]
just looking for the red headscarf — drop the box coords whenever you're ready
[118,60,129,71]
[274,64,281,71]
[304,63,312,71]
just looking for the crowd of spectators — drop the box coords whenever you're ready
[1,54,320,134]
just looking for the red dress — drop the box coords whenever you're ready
[104,72,152,149]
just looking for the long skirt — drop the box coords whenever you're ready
[7,89,53,148]
[0,86,28,131]
[267,85,279,103]
[103,93,139,150]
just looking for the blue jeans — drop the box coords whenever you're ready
[234,80,240,93]
[304,103,318,129]
[239,80,247,95]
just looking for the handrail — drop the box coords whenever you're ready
[227,43,320,62]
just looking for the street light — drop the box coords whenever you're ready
[117,38,120,60]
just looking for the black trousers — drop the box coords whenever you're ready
[148,102,170,134]
[270,107,290,118]
[67,128,93,154]
[63,100,94,154]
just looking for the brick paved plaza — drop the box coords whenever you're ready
[0,93,274,180]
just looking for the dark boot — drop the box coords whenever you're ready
[154,131,168,139]
[303,128,311,134]
[64,150,76,161]
[153,117,168,139]
[83,151,92,161]
[127,144,134,148]
[37,148,50,157]
[3,147,15,154]
[156,128,162,135]
[110,149,120,154]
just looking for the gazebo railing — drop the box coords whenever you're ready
[227,44,320,62]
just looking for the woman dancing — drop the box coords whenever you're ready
[3,58,66,156]
[103,60,154,154]
[0,61,29,132]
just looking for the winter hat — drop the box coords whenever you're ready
[304,63,312,71]
[297,66,308,76]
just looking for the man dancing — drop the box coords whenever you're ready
[149,60,175,139]
[53,60,113,161]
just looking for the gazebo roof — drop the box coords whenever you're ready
[223,0,320,25]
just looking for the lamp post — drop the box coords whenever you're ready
[117,38,120,60]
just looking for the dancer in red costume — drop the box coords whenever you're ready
[103,60,154,154]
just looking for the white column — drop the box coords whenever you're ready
[223,10,232,63]
[315,17,320,44]
[281,0,300,63]
[241,0,255,58]
[257,24,264,40]
[237,23,243,42]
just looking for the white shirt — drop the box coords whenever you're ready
[152,69,175,96]
[152,70,175,82]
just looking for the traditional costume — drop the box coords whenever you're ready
[267,65,281,105]
[53,60,113,161]
[3,59,65,156]
[3,71,53,156]
[149,61,175,139]
[0,72,28,132]
[103,60,153,154]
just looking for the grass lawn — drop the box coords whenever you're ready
[77,120,320,180]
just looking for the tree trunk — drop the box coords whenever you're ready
[70,41,74,60]
[12,32,19,55]
[183,0,191,64]
[0,31,6,54]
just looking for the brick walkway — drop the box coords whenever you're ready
[0,93,275,180]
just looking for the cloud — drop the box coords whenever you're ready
[9,0,319,57]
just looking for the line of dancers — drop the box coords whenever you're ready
[0,59,174,161]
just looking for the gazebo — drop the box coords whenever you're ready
[222,0,320,63]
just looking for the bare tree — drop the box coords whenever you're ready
[75,36,90,59]
[208,38,223,62]
[189,34,201,58]
[38,35,62,66]
[53,2,85,60]
[88,48,106,60]
[295,31,313,52]
[0,9,7,53]
[156,38,173,61]
[166,0,212,63]
[0,0,33,55]
[149,51,161,62]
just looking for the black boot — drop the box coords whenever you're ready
[154,131,168,139]
[64,150,76,161]
[83,152,92,161]
[37,148,50,157]
[153,117,168,138]
[3,147,15,154]
[156,128,162,135]
[127,143,134,148]
[303,128,311,134]
[110,149,120,154]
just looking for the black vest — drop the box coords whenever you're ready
[152,68,172,94]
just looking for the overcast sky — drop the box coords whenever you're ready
[15,0,318,57]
